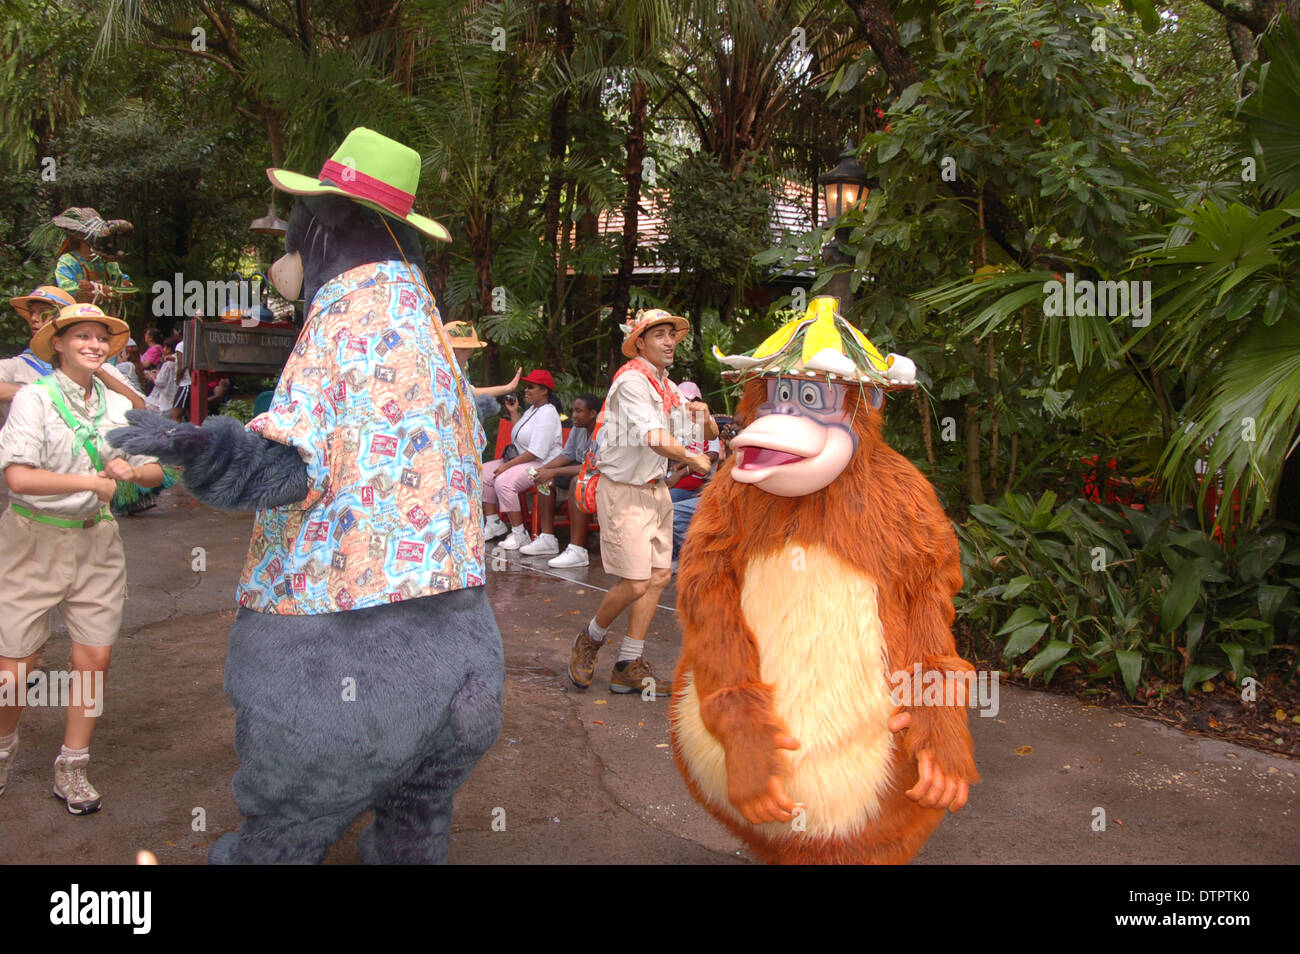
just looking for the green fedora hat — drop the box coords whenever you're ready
[266,127,451,242]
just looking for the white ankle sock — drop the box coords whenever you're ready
[59,744,88,761]
[587,617,609,643]
[618,637,644,663]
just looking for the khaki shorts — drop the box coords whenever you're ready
[595,477,672,581]
[0,507,126,659]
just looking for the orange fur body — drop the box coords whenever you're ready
[671,380,978,864]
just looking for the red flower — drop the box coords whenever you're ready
[1034,118,1041,126]
[1032,40,1042,49]
[875,107,884,119]
[885,123,892,133]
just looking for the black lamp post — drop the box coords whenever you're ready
[817,144,872,308]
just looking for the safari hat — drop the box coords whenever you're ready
[444,321,488,349]
[266,127,451,242]
[10,285,75,322]
[31,303,131,363]
[621,308,690,358]
[713,296,917,390]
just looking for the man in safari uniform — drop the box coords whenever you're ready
[569,309,716,694]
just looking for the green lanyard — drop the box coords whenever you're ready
[36,374,106,469]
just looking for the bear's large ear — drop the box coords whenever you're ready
[283,199,313,255]
[302,192,362,230]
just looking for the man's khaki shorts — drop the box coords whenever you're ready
[0,507,125,658]
[595,477,672,581]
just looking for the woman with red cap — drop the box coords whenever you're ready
[482,369,563,550]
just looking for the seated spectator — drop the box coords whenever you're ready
[520,393,602,566]
[482,369,563,551]
[146,335,181,414]
[668,382,721,555]
[672,410,739,558]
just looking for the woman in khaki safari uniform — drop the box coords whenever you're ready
[0,304,162,814]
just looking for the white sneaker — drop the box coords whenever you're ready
[498,526,530,550]
[549,545,589,568]
[483,515,510,539]
[520,533,559,556]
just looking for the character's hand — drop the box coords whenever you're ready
[100,459,138,483]
[90,476,117,503]
[726,731,801,824]
[106,408,210,466]
[687,452,712,476]
[889,711,970,813]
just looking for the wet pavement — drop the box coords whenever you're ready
[1,486,1296,864]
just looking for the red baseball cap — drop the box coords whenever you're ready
[520,369,555,390]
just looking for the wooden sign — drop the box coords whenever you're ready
[181,319,297,376]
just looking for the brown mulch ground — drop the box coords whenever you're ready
[959,639,1300,760]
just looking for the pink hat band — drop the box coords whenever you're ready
[319,159,416,219]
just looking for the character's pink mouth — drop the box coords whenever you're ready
[737,447,804,470]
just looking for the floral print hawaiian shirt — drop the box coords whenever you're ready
[236,260,485,615]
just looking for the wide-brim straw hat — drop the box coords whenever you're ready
[10,285,75,322]
[266,127,451,242]
[444,321,488,349]
[713,296,918,390]
[31,303,131,363]
[621,308,690,358]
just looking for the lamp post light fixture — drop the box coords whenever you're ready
[249,203,288,236]
[817,144,873,308]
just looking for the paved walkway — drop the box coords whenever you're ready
[1,488,1296,864]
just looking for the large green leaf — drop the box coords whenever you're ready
[1160,563,1202,633]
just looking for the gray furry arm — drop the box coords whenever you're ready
[107,410,309,511]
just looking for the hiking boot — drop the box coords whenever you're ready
[569,628,605,689]
[520,533,559,556]
[53,754,102,815]
[610,657,672,697]
[0,732,16,797]
[549,545,589,568]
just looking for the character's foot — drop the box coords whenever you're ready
[548,544,589,568]
[53,754,102,815]
[569,627,604,689]
[610,657,671,697]
[520,533,559,556]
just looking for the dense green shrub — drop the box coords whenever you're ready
[957,492,1299,697]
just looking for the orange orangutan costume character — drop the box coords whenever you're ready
[671,296,978,864]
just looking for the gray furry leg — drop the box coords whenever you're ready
[359,670,503,865]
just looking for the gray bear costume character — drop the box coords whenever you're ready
[110,129,503,864]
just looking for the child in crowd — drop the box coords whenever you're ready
[144,335,180,414]
[520,393,602,567]
[0,304,163,814]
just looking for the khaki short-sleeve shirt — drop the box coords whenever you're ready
[0,370,158,518]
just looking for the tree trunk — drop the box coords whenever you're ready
[966,401,984,506]
[609,77,649,336]
[545,0,573,337]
